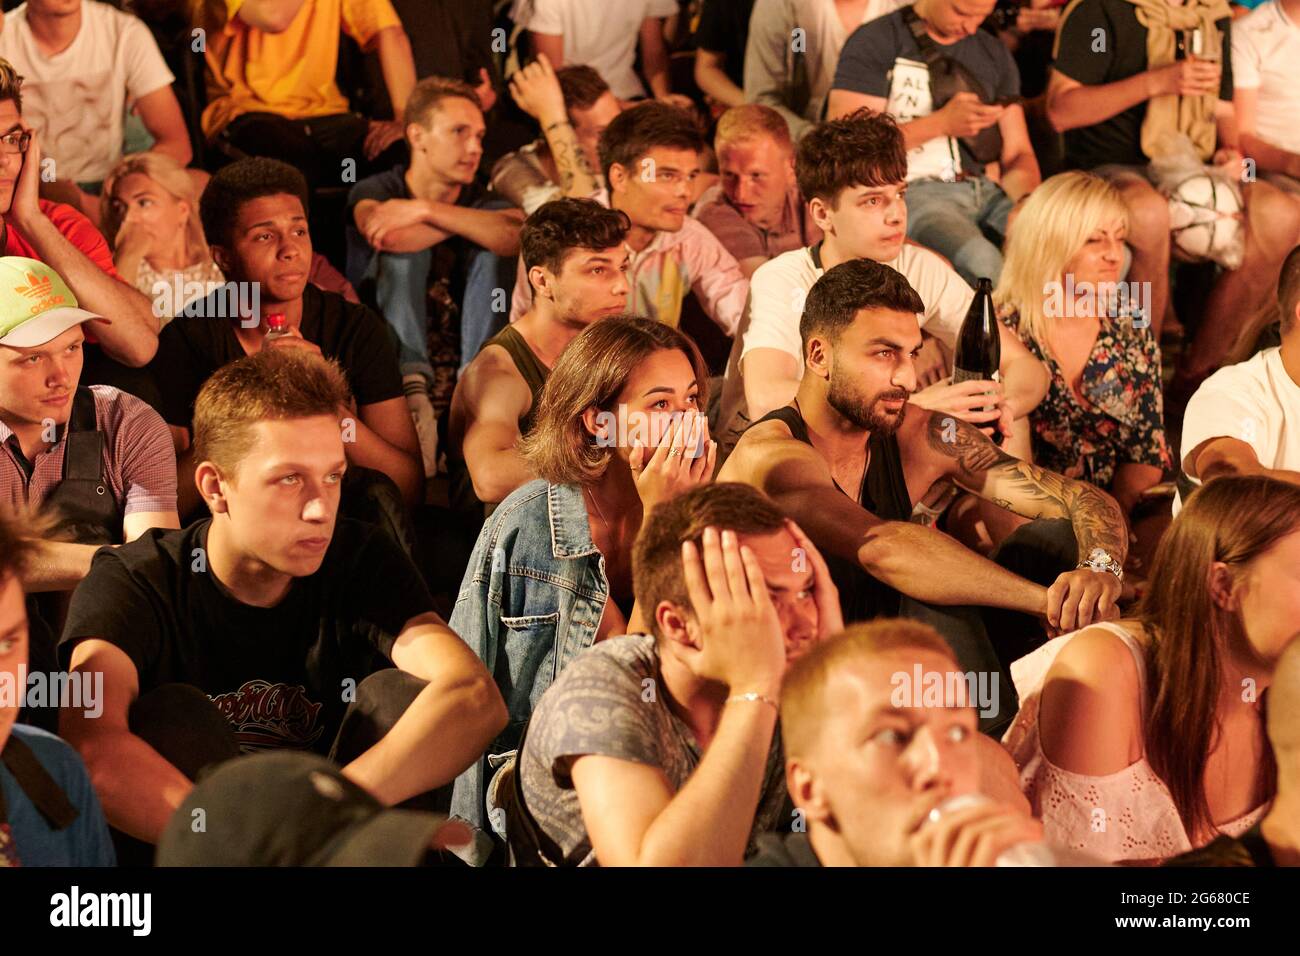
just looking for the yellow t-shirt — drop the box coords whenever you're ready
[200,0,400,139]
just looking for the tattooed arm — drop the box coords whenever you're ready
[508,53,602,199]
[925,412,1126,631]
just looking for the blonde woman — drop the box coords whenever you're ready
[994,171,1170,516]
[102,152,223,323]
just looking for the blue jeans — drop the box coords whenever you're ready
[906,177,1014,286]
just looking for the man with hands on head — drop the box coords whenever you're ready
[0,58,158,369]
[720,259,1128,696]
[509,482,844,866]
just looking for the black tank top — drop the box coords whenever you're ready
[751,404,913,622]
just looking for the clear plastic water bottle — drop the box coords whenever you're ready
[926,794,1057,866]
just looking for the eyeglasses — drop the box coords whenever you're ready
[0,131,31,155]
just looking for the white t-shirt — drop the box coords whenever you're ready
[1176,346,1300,513]
[512,0,678,99]
[1231,1,1300,155]
[716,241,971,450]
[0,1,175,184]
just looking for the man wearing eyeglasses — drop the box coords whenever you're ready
[0,58,160,374]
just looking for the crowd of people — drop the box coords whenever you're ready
[1,0,1299,870]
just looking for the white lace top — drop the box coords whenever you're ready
[1003,622,1267,863]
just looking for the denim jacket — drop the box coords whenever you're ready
[447,479,609,864]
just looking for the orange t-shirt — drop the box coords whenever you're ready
[200,0,401,139]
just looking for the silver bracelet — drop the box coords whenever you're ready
[725,691,779,713]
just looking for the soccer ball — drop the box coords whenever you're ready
[1167,173,1243,266]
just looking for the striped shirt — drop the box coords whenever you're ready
[0,385,177,524]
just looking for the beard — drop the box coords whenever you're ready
[826,366,909,435]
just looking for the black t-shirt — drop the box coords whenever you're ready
[833,10,1019,179]
[1053,0,1233,170]
[695,0,755,88]
[149,284,403,430]
[58,518,435,753]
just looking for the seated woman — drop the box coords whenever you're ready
[102,153,225,324]
[446,315,716,862]
[1004,475,1300,863]
[992,171,1171,517]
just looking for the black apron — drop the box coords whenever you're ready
[750,405,914,622]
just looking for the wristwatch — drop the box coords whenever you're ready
[1078,547,1123,581]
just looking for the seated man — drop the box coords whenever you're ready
[751,618,1042,867]
[828,0,1042,285]
[0,0,191,226]
[1177,244,1300,511]
[1047,0,1300,379]
[346,75,524,466]
[447,198,630,515]
[0,257,178,589]
[491,59,621,215]
[509,101,749,337]
[0,57,159,372]
[718,258,1129,721]
[695,104,823,278]
[745,0,909,141]
[151,158,423,514]
[512,0,686,103]
[0,507,115,866]
[1232,0,1300,198]
[58,349,508,848]
[716,109,1047,459]
[508,482,844,866]
[195,0,416,188]
[1168,633,1300,867]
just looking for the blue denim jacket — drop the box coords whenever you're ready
[447,479,609,863]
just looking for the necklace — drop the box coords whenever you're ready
[584,485,614,541]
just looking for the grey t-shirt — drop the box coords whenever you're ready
[517,633,789,866]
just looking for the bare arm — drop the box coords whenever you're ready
[60,640,193,842]
[232,0,307,32]
[1109,462,1164,516]
[725,430,1047,612]
[353,197,522,256]
[694,48,745,108]
[132,86,192,168]
[529,32,565,68]
[998,321,1050,418]
[1235,87,1300,178]
[353,198,452,252]
[353,397,424,506]
[638,16,673,99]
[457,353,536,503]
[342,613,508,804]
[370,25,417,117]
[1187,436,1300,486]
[1045,68,1157,133]
[827,89,951,147]
[740,348,801,422]
[572,699,777,866]
[507,53,602,198]
[996,105,1040,201]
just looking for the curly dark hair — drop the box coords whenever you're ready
[801,258,925,354]
[199,157,310,249]
[521,198,630,276]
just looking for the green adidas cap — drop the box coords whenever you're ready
[0,256,108,348]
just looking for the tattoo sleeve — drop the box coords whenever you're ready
[542,121,600,197]
[925,413,1128,561]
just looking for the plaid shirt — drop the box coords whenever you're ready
[0,385,177,523]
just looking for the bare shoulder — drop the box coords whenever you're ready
[720,416,831,491]
[460,345,528,400]
[1045,622,1145,699]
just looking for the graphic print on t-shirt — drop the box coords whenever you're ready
[887,58,960,183]
[209,679,325,752]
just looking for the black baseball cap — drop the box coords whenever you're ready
[156,751,469,866]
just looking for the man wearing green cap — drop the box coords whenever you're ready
[0,256,179,586]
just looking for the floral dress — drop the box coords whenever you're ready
[999,309,1171,488]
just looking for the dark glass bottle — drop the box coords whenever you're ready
[951,277,1003,446]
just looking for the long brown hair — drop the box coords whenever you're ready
[1138,475,1300,839]
[519,316,709,486]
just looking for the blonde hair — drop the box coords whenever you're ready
[715,104,792,155]
[518,316,710,486]
[780,619,958,760]
[102,152,209,266]
[992,171,1128,362]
